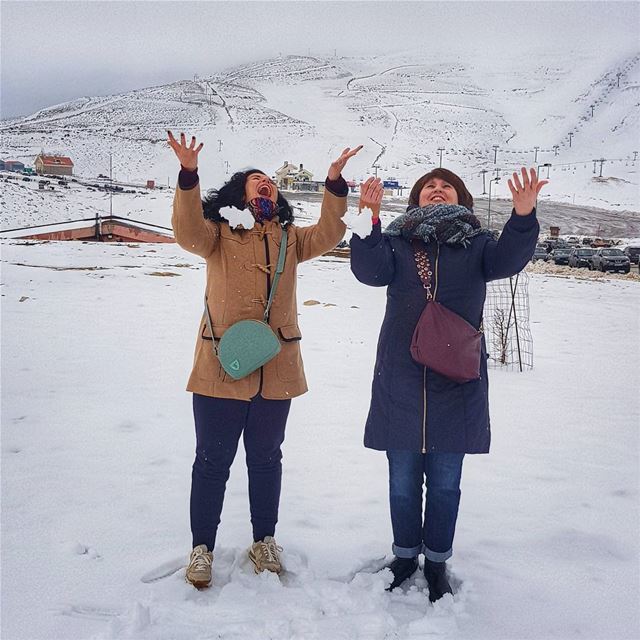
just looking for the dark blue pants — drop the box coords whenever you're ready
[190,393,291,550]
[386,450,464,562]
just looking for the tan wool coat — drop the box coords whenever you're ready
[172,182,347,400]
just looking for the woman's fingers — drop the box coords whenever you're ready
[361,177,374,191]
[536,180,549,195]
[360,177,383,203]
[346,144,363,159]
[507,178,517,198]
[512,171,523,192]
[167,130,181,152]
[520,167,530,189]
[188,136,197,150]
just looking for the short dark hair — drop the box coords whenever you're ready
[409,168,473,211]
[202,169,295,226]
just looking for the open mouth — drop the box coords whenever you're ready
[431,195,445,202]
[258,184,272,197]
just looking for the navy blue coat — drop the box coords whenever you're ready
[350,210,539,454]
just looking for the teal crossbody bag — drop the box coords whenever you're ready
[204,227,288,380]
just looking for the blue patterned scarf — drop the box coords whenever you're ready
[247,197,279,224]
[384,204,488,247]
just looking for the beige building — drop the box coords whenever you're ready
[35,154,74,176]
[274,161,313,190]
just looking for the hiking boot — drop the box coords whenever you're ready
[248,536,283,574]
[384,556,419,591]
[424,559,453,602]
[185,544,213,588]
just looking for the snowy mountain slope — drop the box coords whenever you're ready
[1,50,639,227]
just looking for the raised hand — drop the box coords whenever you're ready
[167,130,204,171]
[359,177,384,221]
[508,167,549,216]
[328,145,363,181]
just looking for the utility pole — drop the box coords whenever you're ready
[568,133,573,148]
[109,151,113,219]
[592,159,598,174]
[534,146,540,163]
[616,72,622,87]
[553,145,560,156]
[633,151,638,162]
[437,147,445,168]
[598,158,605,177]
[372,164,380,178]
[487,176,500,229]
[538,163,552,180]
[224,160,230,175]
[218,139,223,152]
[590,104,595,117]
[480,169,488,195]
[492,145,499,164]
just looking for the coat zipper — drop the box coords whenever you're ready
[258,229,272,395]
[421,243,440,453]
[422,366,427,453]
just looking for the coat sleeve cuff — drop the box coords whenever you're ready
[325,175,349,197]
[178,166,199,190]
[508,207,537,232]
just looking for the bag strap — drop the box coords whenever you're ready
[412,240,436,301]
[203,226,289,352]
[412,240,483,332]
[263,227,287,322]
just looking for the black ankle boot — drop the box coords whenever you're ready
[384,556,419,591]
[423,559,453,602]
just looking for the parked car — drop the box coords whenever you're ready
[622,246,640,265]
[549,247,572,265]
[531,246,548,262]
[589,248,630,273]
[568,248,595,268]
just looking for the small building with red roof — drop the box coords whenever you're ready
[35,154,74,176]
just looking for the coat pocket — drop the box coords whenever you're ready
[278,324,302,342]
[276,324,302,381]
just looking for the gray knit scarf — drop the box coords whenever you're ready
[384,204,489,247]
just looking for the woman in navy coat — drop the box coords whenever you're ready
[350,167,544,601]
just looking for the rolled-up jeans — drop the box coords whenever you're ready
[386,450,464,562]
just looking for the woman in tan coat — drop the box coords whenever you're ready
[167,131,360,588]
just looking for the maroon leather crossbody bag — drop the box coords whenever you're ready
[410,240,482,384]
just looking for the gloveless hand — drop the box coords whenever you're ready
[508,167,549,216]
[167,130,204,171]
[327,145,363,181]
[359,177,384,221]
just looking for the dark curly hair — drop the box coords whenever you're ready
[409,168,474,211]
[202,169,295,227]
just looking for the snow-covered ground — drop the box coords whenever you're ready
[2,238,638,640]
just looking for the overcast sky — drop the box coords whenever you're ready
[2,1,638,119]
